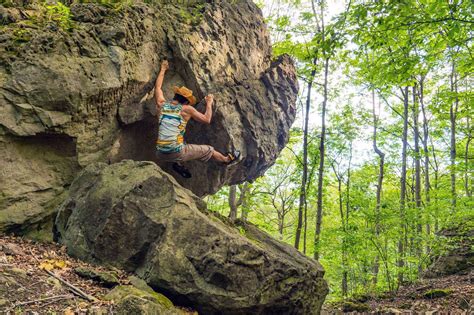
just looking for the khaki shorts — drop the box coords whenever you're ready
[157,144,214,163]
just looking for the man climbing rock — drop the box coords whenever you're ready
[155,60,240,178]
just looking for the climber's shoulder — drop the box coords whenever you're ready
[180,105,194,119]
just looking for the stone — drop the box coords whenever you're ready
[382,308,402,314]
[341,301,370,312]
[55,161,328,314]
[105,285,174,309]
[423,288,452,299]
[74,266,120,288]
[46,276,62,290]
[105,283,179,315]
[1,243,22,256]
[423,218,473,278]
[0,1,297,234]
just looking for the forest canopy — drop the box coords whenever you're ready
[208,0,473,300]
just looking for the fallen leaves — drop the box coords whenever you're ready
[0,235,115,313]
[39,259,68,271]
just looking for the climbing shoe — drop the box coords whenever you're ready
[225,150,241,165]
[172,162,192,178]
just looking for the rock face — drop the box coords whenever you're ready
[424,220,473,278]
[55,161,328,314]
[0,1,297,232]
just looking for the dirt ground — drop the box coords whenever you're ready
[2,234,472,314]
[0,235,119,313]
[323,270,473,314]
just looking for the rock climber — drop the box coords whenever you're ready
[154,60,240,178]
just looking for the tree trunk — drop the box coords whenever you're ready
[398,86,409,286]
[372,90,385,287]
[295,61,317,250]
[229,185,238,221]
[344,144,352,297]
[450,62,459,212]
[229,183,248,222]
[331,162,347,297]
[413,85,422,275]
[240,183,250,221]
[314,57,329,260]
[419,77,432,254]
[465,115,472,198]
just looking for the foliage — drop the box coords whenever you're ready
[209,0,474,302]
[42,2,73,31]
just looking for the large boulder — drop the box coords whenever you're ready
[0,1,297,232]
[423,219,473,278]
[55,161,328,314]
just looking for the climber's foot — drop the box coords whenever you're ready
[173,163,192,178]
[225,150,241,165]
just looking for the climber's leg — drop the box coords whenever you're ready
[180,144,214,162]
[157,144,240,165]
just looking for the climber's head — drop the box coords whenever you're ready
[173,86,197,106]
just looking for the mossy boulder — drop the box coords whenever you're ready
[424,218,473,278]
[55,160,328,314]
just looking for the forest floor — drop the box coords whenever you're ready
[1,234,472,314]
[323,270,473,314]
[0,234,196,314]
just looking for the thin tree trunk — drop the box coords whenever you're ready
[372,90,385,287]
[429,132,440,233]
[413,85,422,275]
[398,86,409,286]
[278,202,285,240]
[465,115,472,197]
[229,184,247,222]
[229,185,238,221]
[240,183,250,221]
[450,62,459,212]
[314,57,329,260]
[344,144,352,297]
[419,77,432,254]
[295,61,317,250]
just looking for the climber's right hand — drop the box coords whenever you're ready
[161,60,169,71]
[205,94,214,104]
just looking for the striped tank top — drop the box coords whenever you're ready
[156,102,187,153]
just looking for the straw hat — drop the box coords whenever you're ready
[173,86,197,106]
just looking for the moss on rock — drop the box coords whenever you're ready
[423,288,452,299]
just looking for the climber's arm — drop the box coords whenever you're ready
[155,60,169,110]
[183,95,214,124]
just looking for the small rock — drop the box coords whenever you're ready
[8,267,28,278]
[75,266,119,288]
[0,298,8,306]
[114,295,170,315]
[423,288,452,299]
[1,243,23,256]
[127,276,155,295]
[47,276,62,289]
[459,299,471,310]
[342,301,370,312]
[105,285,174,310]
